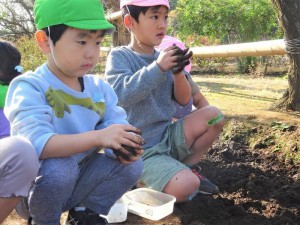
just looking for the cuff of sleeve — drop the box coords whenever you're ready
[35,133,56,157]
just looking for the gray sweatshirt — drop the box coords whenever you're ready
[105,46,175,148]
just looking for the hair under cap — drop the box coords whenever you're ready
[120,0,170,9]
[34,0,115,33]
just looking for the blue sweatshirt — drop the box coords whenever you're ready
[105,46,175,148]
[4,63,128,162]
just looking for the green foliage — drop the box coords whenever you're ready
[15,36,46,72]
[14,35,111,75]
[174,0,282,44]
[169,0,178,10]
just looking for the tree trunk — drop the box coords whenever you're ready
[271,0,300,111]
[104,0,130,47]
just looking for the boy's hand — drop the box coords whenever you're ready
[157,45,193,74]
[113,134,145,164]
[99,124,145,164]
[157,45,184,72]
[171,47,193,74]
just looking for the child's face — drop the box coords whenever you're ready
[47,28,103,81]
[131,6,168,49]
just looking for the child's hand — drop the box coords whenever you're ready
[99,124,145,164]
[156,45,183,72]
[114,137,144,164]
[171,47,193,74]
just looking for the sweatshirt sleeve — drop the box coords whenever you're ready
[4,77,55,157]
[95,80,129,130]
[105,48,166,107]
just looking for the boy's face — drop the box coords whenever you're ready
[46,28,104,82]
[131,6,168,49]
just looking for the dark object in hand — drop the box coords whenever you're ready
[113,145,137,161]
[171,46,193,74]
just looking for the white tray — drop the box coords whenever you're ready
[124,188,176,221]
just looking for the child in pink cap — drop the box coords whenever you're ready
[106,0,224,202]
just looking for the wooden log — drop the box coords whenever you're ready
[190,39,287,58]
[101,39,287,58]
[106,11,122,21]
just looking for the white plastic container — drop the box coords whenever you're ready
[124,188,176,221]
[100,198,128,223]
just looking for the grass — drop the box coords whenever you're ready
[193,74,294,119]
[193,74,300,163]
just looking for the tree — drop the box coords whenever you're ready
[0,0,35,38]
[175,0,281,44]
[103,0,130,46]
[271,0,300,111]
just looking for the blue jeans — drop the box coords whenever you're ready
[17,151,143,225]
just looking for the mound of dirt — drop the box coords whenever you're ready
[5,118,300,225]
[121,118,300,225]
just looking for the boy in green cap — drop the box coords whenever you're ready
[4,0,144,224]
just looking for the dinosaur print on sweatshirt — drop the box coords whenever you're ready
[45,87,105,118]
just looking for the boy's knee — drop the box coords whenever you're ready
[3,136,35,156]
[121,158,143,183]
[3,136,39,178]
[204,105,222,116]
[205,106,224,128]
[164,170,200,202]
[38,158,79,189]
[193,106,224,127]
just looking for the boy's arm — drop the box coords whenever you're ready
[187,75,209,109]
[96,81,128,129]
[193,92,209,109]
[41,124,141,159]
[157,46,191,105]
[172,72,191,105]
[105,49,166,107]
[41,82,143,159]
[5,78,141,159]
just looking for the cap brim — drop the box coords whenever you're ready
[120,2,170,9]
[65,20,115,33]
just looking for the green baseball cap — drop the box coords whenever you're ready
[34,0,115,33]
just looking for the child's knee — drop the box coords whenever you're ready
[164,170,200,202]
[37,158,79,189]
[205,106,224,128]
[120,158,143,183]
[2,136,39,179]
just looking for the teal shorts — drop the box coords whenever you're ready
[140,119,192,191]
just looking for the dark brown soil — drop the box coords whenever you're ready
[119,118,300,225]
[5,118,300,225]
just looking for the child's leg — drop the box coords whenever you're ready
[25,157,80,225]
[163,169,200,202]
[65,153,143,215]
[140,124,200,202]
[141,153,199,202]
[140,114,223,202]
[0,136,39,223]
[182,105,224,165]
